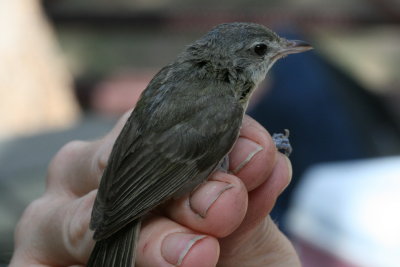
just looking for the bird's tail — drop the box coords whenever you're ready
[87,220,141,267]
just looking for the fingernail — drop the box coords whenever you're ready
[189,181,233,218]
[230,137,263,174]
[162,233,207,266]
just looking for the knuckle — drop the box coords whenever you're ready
[92,137,113,178]
[23,198,45,218]
[63,194,95,255]
[94,142,109,174]
[65,211,86,249]
[15,198,47,238]
[47,140,88,183]
[56,140,89,162]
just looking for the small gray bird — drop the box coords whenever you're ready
[87,22,312,266]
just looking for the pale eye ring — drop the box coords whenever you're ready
[254,43,268,56]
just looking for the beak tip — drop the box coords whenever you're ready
[291,40,313,51]
[274,38,314,59]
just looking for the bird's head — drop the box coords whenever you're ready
[185,22,313,85]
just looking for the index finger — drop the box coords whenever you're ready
[229,115,278,191]
[46,111,131,196]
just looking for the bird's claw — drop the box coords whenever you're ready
[272,129,292,156]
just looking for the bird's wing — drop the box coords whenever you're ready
[91,79,243,240]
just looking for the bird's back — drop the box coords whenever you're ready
[90,62,245,240]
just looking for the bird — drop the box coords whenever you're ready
[87,22,312,267]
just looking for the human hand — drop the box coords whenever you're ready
[10,112,300,267]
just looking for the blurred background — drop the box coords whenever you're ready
[1,0,400,265]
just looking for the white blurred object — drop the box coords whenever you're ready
[286,156,400,267]
[0,0,78,140]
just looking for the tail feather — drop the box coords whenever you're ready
[87,220,141,267]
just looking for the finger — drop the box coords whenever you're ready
[46,111,131,196]
[218,216,300,267]
[229,115,277,191]
[246,153,292,224]
[46,191,96,265]
[14,191,96,266]
[46,140,102,196]
[60,190,97,263]
[163,171,248,238]
[228,152,292,237]
[137,215,219,267]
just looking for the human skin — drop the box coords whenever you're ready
[10,112,301,267]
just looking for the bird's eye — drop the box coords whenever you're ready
[254,43,268,56]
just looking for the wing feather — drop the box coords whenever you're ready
[91,69,244,240]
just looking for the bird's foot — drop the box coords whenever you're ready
[272,129,292,156]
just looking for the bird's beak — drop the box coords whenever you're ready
[273,39,313,60]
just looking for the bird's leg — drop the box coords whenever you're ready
[272,129,292,156]
[218,155,230,172]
